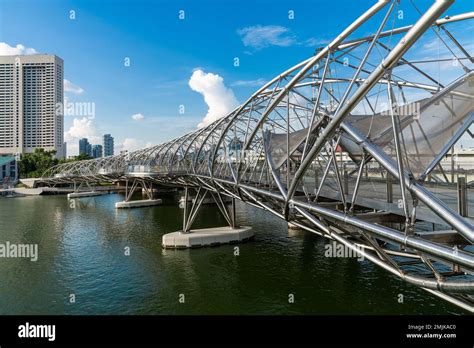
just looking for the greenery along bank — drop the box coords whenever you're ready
[18,149,92,178]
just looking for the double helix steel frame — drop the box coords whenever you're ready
[40,0,474,311]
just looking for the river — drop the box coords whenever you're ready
[0,192,465,314]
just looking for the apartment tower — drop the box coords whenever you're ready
[0,54,64,158]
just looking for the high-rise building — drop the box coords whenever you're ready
[0,155,17,184]
[103,134,114,157]
[0,55,64,158]
[92,144,103,158]
[79,138,91,157]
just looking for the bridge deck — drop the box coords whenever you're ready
[302,177,474,227]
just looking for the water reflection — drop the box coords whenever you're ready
[0,193,465,315]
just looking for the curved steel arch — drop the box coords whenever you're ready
[39,0,474,311]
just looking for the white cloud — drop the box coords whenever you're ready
[188,69,239,128]
[131,113,145,121]
[64,79,84,95]
[303,37,330,47]
[0,42,38,55]
[231,78,266,87]
[64,117,101,156]
[237,25,296,50]
[236,25,327,50]
[117,138,153,153]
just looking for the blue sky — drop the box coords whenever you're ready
[0,0,472,155]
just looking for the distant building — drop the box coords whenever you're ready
[0,156,18,184]
[441,147,474,171]
[228,137,243,152]
[103,134,114,157]
[79,138,92,157]
[92,144,103,158]
[228,137,243,161]
[0,54,64,158]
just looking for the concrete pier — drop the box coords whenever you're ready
[67,191,108,199]
[162,226,253,249]
[288,222,303,230]
[115,198,162,209]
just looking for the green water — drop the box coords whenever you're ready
[0,193,466,314]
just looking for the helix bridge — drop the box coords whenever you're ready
[39,0,474,311]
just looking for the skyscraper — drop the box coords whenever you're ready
[103,134,114,157]
[0,55,64,158]
[92,144,103,158]
[79,138,91,157]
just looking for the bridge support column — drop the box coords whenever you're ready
[231,197,236,229]
[182,187,189,233]
[163,188,253,249]
[115,179,162,209]
[67,181,107,199]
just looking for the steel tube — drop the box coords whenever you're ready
[287,0,455,206]
[295,205,474,293]
[236,0,391,181]
[219,179,473,270]
[342,122,474,243]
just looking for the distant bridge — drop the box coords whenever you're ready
[39,0,474,312]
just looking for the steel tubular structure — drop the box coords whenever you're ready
[39,1,474,311]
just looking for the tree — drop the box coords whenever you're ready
[18,149,95,178]
[18,149,58,178]
[74,153,93,161]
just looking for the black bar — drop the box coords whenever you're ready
[0,315,472,346]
